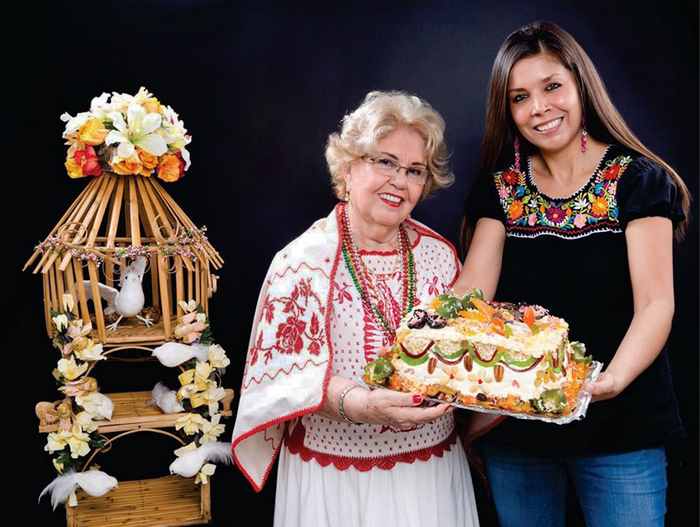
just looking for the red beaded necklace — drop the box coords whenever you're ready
[339,203,415,340]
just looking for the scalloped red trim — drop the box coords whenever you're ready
[285,420,458,472]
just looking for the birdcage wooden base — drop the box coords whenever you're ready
[39,389,234,434]
[66,475,211,527]
[87,316,179,345]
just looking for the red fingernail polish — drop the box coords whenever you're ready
[413,394,423,404]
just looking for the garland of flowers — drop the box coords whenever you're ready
[61,87,191,182]
[171,300,230,485]
[339,203,415,339]
[42,294,111,475]
[35,225,209,265]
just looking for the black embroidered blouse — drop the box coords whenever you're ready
[466,144,685,456]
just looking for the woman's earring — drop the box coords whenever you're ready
[580,117,588,153]
[345,186,351,204]
[513,135,521,173]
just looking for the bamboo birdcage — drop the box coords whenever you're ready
[23,173,223,346]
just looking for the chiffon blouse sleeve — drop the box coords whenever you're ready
[616,156,685,228]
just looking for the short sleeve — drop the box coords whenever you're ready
[464,173,504,224]
[616,157,685,228]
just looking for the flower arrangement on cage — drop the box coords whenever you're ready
[61,87,191,182]
[37,294,118,508]
[151,300,232,484]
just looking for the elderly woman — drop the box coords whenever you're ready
[232,91,480,527]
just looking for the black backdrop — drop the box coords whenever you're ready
[16,1,697,525]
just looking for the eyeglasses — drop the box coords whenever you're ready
[362,154,429,184]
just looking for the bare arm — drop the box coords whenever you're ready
[584,217,676,401]
[452,218,506,300]
[318,375,452,430]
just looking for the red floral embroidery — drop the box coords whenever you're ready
[603,164,620,180]
[334,282,353,304]
[428,276,440,296]
[502,169,519,186]
[249,332,264,366]
[248,276,327,366]
[275,315,307,354]
[262,294,275,324]
[285,420,457,471]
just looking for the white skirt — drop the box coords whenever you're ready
[274,441,480,527]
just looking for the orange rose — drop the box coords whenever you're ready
[136,148,158,176]
[110,156,143,175]
[157,153,185,182]
[591,197,609,217]
[78,118,109,146]
[508,200,524,220]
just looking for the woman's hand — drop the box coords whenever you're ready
[345,387,453,430]
[583,370,622,402]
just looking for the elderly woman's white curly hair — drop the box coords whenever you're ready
[325,91,454,200]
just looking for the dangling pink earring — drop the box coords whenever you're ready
[580,117,588,153]
[513,135,521,173]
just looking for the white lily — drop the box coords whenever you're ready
[105,103,167,161]
[60,112,91,138]
[88,93,113,119]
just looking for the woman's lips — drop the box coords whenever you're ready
[533,116,563,134]
[378,192,403,208]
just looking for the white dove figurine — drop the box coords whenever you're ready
[83,256,152,331]
[39,469,118,510]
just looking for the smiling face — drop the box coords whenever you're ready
[345,125,427,233]
[508,52,583,154]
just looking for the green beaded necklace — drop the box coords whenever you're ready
[340,203,415,340]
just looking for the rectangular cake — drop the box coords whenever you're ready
[363,290,593,418]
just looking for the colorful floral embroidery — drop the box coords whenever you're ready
[494,153,633,238]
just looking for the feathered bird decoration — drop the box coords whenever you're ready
[76,392,114,420]
[169,441,231,478]
[152,342,209,368]
[82,256,152,331]
[151,382,185,413]
[39,469,118,510]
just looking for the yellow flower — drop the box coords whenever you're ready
[76,392,113,420]
[73,339,105,362]
[46,424,91,459]
[178,369,195,387]
[57,356,89,381]
[65,423,91,458]
[142,97,161,114]
[200,414,225,443]
[195,463,216,485]
[65,156,84,179]
[175,413,206,435]
[78,118,109,146]
[76,411,98,433]
[208,344,230,369]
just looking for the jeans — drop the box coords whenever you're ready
[481,445,667,527]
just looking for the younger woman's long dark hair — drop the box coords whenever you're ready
[462,21,690,252]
